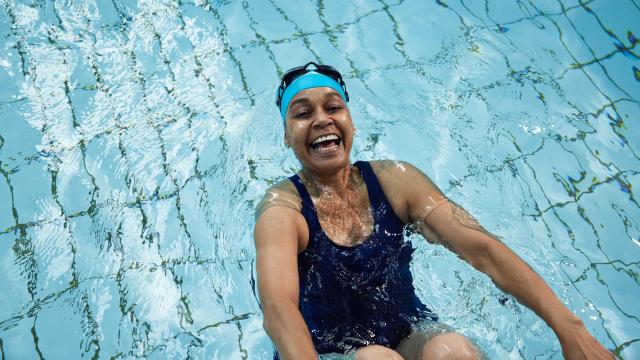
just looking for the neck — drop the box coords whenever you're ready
[301,163,353,195]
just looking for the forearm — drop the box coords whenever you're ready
[418,199,610,357]
[479,240,581,336]
[263,300,317,360]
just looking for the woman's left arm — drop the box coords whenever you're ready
[388,161,613,359]
[421,202,612,359]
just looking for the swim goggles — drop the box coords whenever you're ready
[275,62,350,120]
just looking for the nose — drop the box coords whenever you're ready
[312,108,334,129]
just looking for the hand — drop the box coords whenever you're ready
[558,320,614,360]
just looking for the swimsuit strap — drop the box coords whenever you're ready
[353,161,386,214]
[289,162,398,246]
[288,174,322,233]
[289,174,313,207]
[290,162,389,224]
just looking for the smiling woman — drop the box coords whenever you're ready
[285,88,354,176]
[0,0,636,358]
[253,63,612,360]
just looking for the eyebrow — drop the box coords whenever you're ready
[288,97,310,110]
[324,92,342,100]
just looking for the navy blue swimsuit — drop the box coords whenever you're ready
[274,161,436,358]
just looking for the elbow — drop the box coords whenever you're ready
[464,239,493,274]
[260,299,293,336]
[261,302,278,335]
[262,314,282,353]
[262,317,274,337]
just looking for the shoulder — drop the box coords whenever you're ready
[265,177,300,197]
[366,159,445,223]
[368,159,427,187]
[368,159,415,177]
[254,178,308,253]
[254,178,302,221]
[364,160,420,223]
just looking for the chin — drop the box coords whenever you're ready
[306,153,350,173]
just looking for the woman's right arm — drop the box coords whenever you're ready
[254,205,317,360]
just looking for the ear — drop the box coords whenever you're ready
[283,132,291,148]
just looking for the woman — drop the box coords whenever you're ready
[254,63,611,360]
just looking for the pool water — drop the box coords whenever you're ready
[0,0,638,358]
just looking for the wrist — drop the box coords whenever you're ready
[551,312,584,342]
[537,298,581,335]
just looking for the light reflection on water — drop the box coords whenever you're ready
[0,0,638,359]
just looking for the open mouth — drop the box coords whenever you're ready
[309,133,342,154]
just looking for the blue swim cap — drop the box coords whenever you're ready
[279,71,348,120]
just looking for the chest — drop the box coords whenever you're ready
[313,186,374,247]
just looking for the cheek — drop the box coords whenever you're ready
[289,125,309,145]
[288,137,307,153]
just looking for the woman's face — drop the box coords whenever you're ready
[284,87,355,176]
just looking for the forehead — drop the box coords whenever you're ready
[290,87,342,104]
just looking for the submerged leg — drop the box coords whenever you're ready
[354,345,404,360]
[395,322,482,360]
[422,333,479,360]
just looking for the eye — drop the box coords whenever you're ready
[295,110,311,118]
[326,103,343,112]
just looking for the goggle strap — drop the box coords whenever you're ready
[275,63,348,107]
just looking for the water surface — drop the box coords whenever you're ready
[0,0,638,358]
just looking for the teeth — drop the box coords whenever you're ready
[315,144,338,153]
[311,134,339,145]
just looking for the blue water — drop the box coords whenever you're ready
[0,0,638,359]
